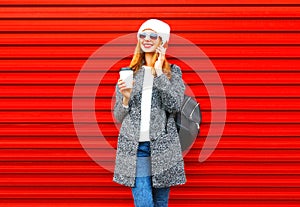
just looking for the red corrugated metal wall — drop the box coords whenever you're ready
[1,0,300,206]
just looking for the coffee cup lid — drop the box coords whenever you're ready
[120,67,132,71]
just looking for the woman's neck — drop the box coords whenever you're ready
[144,52,154,66]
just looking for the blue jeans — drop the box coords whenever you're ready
[131,141,170,207]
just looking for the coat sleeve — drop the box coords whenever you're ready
[113,84,130,123]
[153,64,185,113]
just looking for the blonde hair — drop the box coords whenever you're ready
[129,39,171,79]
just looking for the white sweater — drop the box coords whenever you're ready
[139,66,154,142]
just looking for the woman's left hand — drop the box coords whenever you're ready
[154,45,167,70]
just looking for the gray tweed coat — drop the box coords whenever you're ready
[113,63,186,188]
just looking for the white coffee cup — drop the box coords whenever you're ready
[119,67,133,88]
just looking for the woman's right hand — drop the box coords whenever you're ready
[117,79,133,105]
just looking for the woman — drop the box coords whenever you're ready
[113,19,186,207]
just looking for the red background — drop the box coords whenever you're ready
[1,0,300,206]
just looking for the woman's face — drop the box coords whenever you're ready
[139,29,161,53]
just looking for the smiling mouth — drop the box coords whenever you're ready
[143,43,153,48]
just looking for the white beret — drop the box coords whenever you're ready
[137,19,171,45]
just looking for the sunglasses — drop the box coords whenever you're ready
[138,32,159,40]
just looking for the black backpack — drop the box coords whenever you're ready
[168,94,202,153]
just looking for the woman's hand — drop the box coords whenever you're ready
[154,45,167,73]
[117,79,133,106]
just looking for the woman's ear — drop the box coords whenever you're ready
[162,41,168,49]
